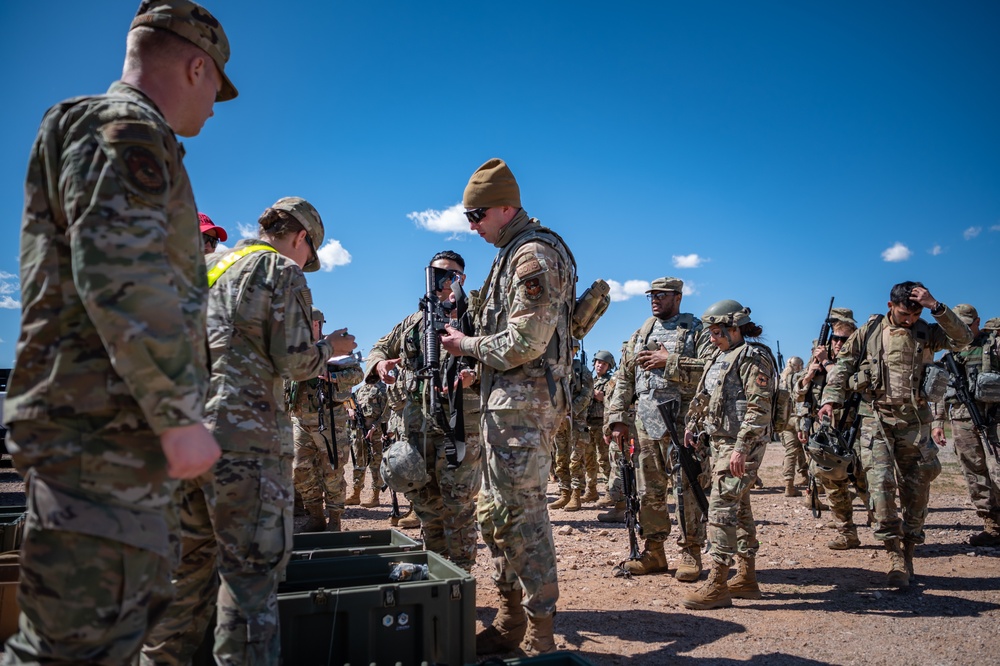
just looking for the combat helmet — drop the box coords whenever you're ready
[594,350,615,365]
[381,439,429,492]
[701,299,752,328]
[806,423,852,482]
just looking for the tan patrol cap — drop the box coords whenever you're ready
[271,197,324,272]
[829,307,856,326]
[130,0,238,102]
[953,304,979,325]
[463,158,521,209]
[646,277,683,293]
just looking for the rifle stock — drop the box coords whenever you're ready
[944,352,1000,462]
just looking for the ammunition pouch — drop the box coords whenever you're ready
[773,387,792,431]
[571,279,610,340]
[921,363,950,404]
[974,372,1000,404]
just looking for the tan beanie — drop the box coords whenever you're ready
[463,158,521,209]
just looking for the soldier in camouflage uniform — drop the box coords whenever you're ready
[348,379,390,507]
[549,343,593,511]
[598,341,638,522]
[368,250,482,571]
[682,300,776,610]
[820,282,971,588]
[1,3,234,662]
[605,277,712,581]
[141,198,357,665]
[589,350,617,505]
[288,311,364,533]
[795,310,872,550]
[441,159,575,656]
[776,356,805,496]
[932,305,1000,547]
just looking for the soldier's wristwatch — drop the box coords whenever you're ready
[930,301,946,316]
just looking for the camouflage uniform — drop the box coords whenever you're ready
[2,64,220,663]
[350,380,390,494]
[587,367,617,484]
[142,231,333,665]
[368,310,483,571]
[686,341,776,566]
[777,366,807,483]
[459,210,576,620]
[933,325,1000,535]
[606,314,713,551]
[603,342,635,504]
[822,307,971,549]
[289,361,363,515]
[552,359,593,493]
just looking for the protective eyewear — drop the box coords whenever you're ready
[464,207,489,224]
[304,233,318,265]
[646,292,674,301]
[830,334,850,343]
[202,233,219,249]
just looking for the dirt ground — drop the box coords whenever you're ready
[340,440,1000,666]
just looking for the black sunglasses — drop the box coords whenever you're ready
[830,334,850,343]
[202,233,219,248]
[646,292,675,301]
[304,233,318,265]
[464,207,489,224]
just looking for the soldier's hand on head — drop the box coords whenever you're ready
[325,328,357,356]
[160,423,221,479]
[910,286,936,309]
[439,324,467,356]
[376,358,401,384]
[931,426,947,447]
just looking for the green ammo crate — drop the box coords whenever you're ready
[501,651,596,665]
[0,507,26,553]
[277,549,475,666]
[290,528,421,560]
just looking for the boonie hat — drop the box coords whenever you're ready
[271,197,325,272]
[130,0,238,102]
[829,307,856,326]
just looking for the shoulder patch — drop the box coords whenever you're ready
[516,254,543,280]
[122,146,166,194]
[755,373,769,388]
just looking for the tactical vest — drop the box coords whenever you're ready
[703,342,776,440]
[475,222,577,393]
[633,314,700,399]
[588,373,614,423]
[856,317,933,405]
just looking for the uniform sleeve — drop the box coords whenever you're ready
[67,118,202,433]
[735,351,775,453]
[821,326,867,408]
[605,334,638,429]
[929,304,973,351]
[459,242,568,371]
[269,267,333,381]
[573,366,594,418]
[364,313,417,383]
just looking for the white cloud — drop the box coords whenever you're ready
[606,279,650,302]
[317,239,351,272]
[672,254,707,269]
[929,244,943,256]
[0,272,19,309]
[964,226,982,240]
[238,222,257,240]
[0,271,16,280]
[682,280,697,296]
[881,242,912,262]
[407,203,475,236]
[991,224,1000,232]
[0,295,19,309]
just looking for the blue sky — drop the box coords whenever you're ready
[1,1,998,372]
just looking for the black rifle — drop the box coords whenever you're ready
[801,297,835,437]
[620,438,641,563]
[777,340,785,374]
[656,401,710,515]
[347,392,374,466]
[315,378,339,469]
[418,266,466,469]
[943,353,1000,462]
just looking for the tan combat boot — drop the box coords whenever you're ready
[969,516,1000,547]
[564,489,583,512]
[397,512,421,529]
[623,539,669,576]
[884,539,909,588]
[300,503,326,533]
[361,487,381,508]
[827,528,861,550]
[581,484,599,503]
[728,555,762,599]
[549,489,572,510]
[784,479,801,498]
[595,494,617,508]
[902,541,915,581]
[522,613,557,656]
[597,501,626,523]
[344,486,362,506]
[682,560,732,610]
[476,589,527,655]
[326,509,342,532]
[674,546,702,582]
